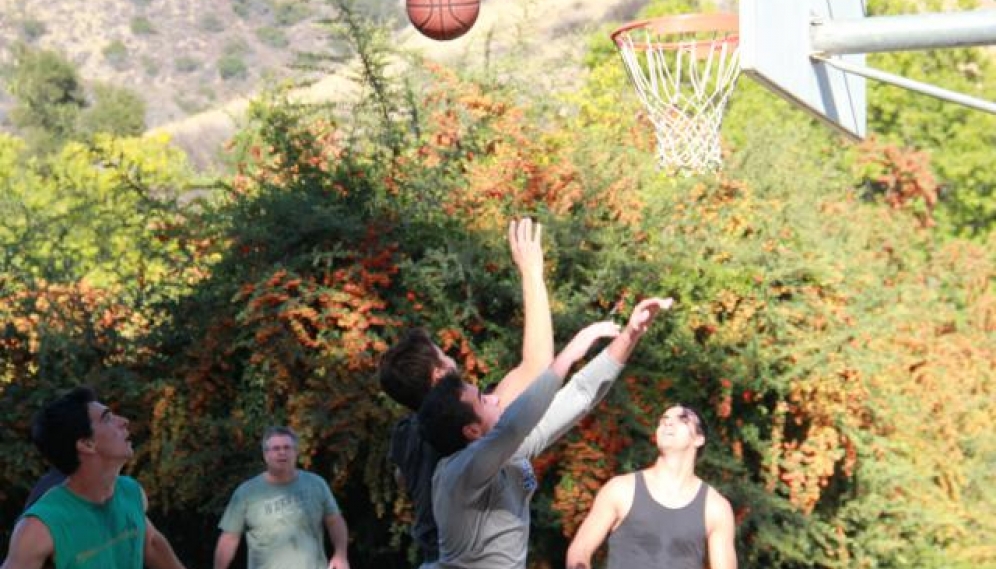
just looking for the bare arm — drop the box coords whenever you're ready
[213,532,241,569]
[144,518,187,569]
[140,486,186,569]
[607,297,673,365]
[516,323,623,459]
[451,318,615,489]
[492,218,554,407]
[566,476,630,569]
[706,488,738,569]
[550,322,621,378]
[324,514,350,569]
[0,517,53,569]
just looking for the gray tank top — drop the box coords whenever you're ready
[606,472,708,569]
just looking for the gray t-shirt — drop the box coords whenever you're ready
[432,349,624,569]
[219,470,340,569]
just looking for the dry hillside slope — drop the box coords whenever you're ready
[149,0,648,170]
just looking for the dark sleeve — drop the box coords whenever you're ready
[23,469,67,511]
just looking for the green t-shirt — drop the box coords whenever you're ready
[219,470,340,569]
[23,475,146,569]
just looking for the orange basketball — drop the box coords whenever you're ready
[407,0,481,41]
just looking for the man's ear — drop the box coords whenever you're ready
[431,366,448,384]
[462,422,483,442]
[77,437,96,455]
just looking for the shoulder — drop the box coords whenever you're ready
[8,515,55,560]
[599,472,637,504]
[393,413,418,431]
[390,414,431,456]
[704,485,735,526]
[117,475,142,492]
[232,474,265,495]
[391,414,426,446]
[298,471,331,487]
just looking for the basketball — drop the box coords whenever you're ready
[406,0,481,41]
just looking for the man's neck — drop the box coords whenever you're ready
[64,464,123,504]
[265,468,298,485]
[649,452,698,492]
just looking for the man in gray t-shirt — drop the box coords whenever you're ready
[419,298,671,568]
[213,426,350,569]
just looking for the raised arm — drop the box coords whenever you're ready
[451,322,616,490]
[550,322,622,378]
[607,297,673,364]
[565,475,631,569]
[492,218,554,408]
[517,298,673,458]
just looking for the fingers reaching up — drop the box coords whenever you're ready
[508,218,544,275]
[626,297,674,335]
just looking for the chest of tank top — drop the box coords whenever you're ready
[606,473,707,569]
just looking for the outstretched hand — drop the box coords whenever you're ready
[625,297,674,336]
[551,321,621,378]
[508,218,543,275]
[605,296,674,364]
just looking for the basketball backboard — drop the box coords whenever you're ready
[739,0,867,139]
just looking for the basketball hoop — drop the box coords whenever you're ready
[611,13,740,174]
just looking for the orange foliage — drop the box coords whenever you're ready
[857,137,938,228]
[390,63,645,229]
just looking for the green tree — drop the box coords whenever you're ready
[4,44,85,153]
[0,132,199,296]
[77,82,147,138]
[102,40,129,70]
[864,0,996,235]
[1,2,993,568]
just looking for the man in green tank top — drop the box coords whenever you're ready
[1,386,187,569]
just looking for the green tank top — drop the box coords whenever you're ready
[23,475,146,569]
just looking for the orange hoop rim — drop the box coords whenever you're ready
[611,13,739,51]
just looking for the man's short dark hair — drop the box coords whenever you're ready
[379,328,443,411]
[676,404,707,440]
[675,403,707,460]
[261,426,299,451]
[418,372,478,457]
[31,386,97,476]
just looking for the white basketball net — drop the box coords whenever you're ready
[615,26,740,174]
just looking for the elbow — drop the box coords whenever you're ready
[565,551,591,569]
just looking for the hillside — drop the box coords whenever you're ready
[0,0,650,169]
[149,0,653,168]
[0,0,370,126]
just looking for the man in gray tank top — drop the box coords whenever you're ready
[566,405,737,569]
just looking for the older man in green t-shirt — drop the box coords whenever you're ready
[213,427,350,569]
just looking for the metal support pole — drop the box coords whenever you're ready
[811,10,996,55]
[813,54,996,114]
